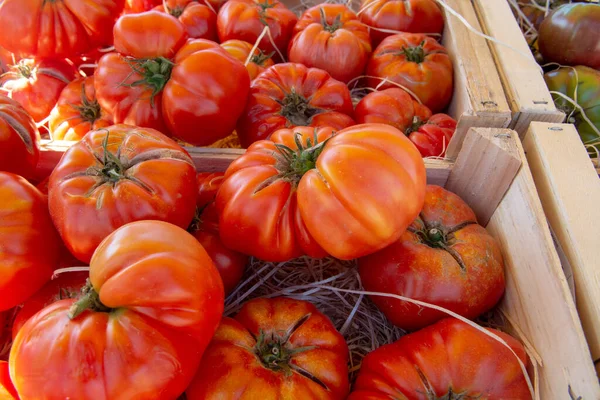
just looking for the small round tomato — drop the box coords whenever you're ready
[348,318,531,399]
[358,185,505,331]
[48,124,197,263]
[288,4,371,83]
[221,39,275,80]
[48,76,113,141]
[0,58,77,123]
[236,63,355,147]
[358,0,444,46]
[0,95,40,180]
[366,33,453,113]
[0,361,18,399]
[155,2,218,41]
[0,172,60,311]
[9,220,224,400]
[217,0,297,59]
[186,297,349,400]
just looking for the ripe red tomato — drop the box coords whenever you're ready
[288,4,371,83]
[217,0,297,58]
[217,123,426,261]
[10,220,224,399]
[123,0,162,13]
[358,0,444,46]
[154,2,218,41]
[0,58,77,123]
[48,124,197,263]
[221,39,275,80]
[0,0,125,58]
[48,76,113,141]
[236,63,355,147]
[0,46,18,74]
[366,33,453,113]
[0,95,40,180]
[0,361,18,399]
[358,185,505,331]
[406,113,456,157]
[0,172,60,311]
[186,297,349,399]
[349,318,531,399]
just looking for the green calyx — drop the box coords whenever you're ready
[279,89,323,127]
[257,0,276,25]
[99,132,126,183]
[168,5,185,18]
[402,41,426,64]
[16,63,33,79]
[273,129,331,185]
[121,57,174,107]
[68,279,112,320]
[406,116,426,135]
[250,50,275,66]
[319,7,343,33]
[73,83,102,124]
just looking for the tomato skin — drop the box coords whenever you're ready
[407,113,456,157]
[48,76,113,141]
[217,0,297,58]
[0,0,125,58]
[1,58,77,123]
[162,39,251,146]
[0,361,18,399]
[288,4,371,83]
[236,63,355,147]
[154,3,218,41]
[186,297,349,400]
[0,172,60,311]
[0,95,40,181]
[538,3,600,70]
[358,185,505,331]
[9,220,224,400]
[0,46,18,74]
[123,0,162,13]
[366,33,453,113]
[221,39,275,80]
[358,0,443,46]
[48,124,197,263]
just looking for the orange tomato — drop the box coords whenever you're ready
[221,39,275,80]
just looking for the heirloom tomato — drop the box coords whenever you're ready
[0,95,40,180]
[221,39,275,80]
[288,4,371,83]
[1,58,77,123]
[539,3,600,70]
[358,0,443,46]
[186,297,349,400]
[0,0,125,58]
[0,361,17,399]
[10,220,224,400]
[217,123,426,261]
[48,76,113,141]
[366,33,453,113]
[189,172,247,295]
[217,0,297,59]
[236,63,355,147]
[358,185,505,330]
[155,2,218,41]
[0,172,60,311]
[123,0,162,13]
[48,124,197,263]
[348,318,531,399]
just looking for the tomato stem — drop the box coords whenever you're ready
[121,56,174,107]
[319,7,343,33]
[68,279,112,319]
[401,41,426,64]
[405,116,426,135]
[16,63,33,79]
[250,49,274,66]
[168,5,185,17]
[273,129,331,185]
[279,89,323,127]
[73,81,102,124]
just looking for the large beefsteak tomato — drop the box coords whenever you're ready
[348,318,531,399]
[221,39,275,80]
[366,33,453,113]
[358,185,505,331]
[154,2,218,41]
[9,220,224,400]
[0,0,125,58]
[288,4,371,83]
[0,95,40,180]
[217,123,426,261]
[236,63,355,147]
[186,297,349,399]
[0,172,60,311]
[48,124,197,263]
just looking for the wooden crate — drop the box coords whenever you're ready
[38,126,600,398]
[524,122,600,376]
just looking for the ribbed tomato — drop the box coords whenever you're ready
[186,297,349,400]
[288,4,371,83]
[154,2,218,40]
[48,124,198,263]
[9,220,224,400]
[0,0,125,58]
[48,76,113,141]
[236,63,355,147]
[217,123,426,261]
[366,33,453,113]
[221,39,275,80]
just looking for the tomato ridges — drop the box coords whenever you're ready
[0,107,34,153]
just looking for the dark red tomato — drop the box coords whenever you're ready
[406,113,456,157]
[0,361,18,399]
[236,62,355,147]
[0,95,40,181]
[358,185,505,331]
[348,318,531,399]
[217,0,297,59]
[0,58,77,123]
[366,33,453,113]
[155,2,218,41]
[358,0,444,46]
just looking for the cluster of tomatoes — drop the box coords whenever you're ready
[0,0,532,399]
